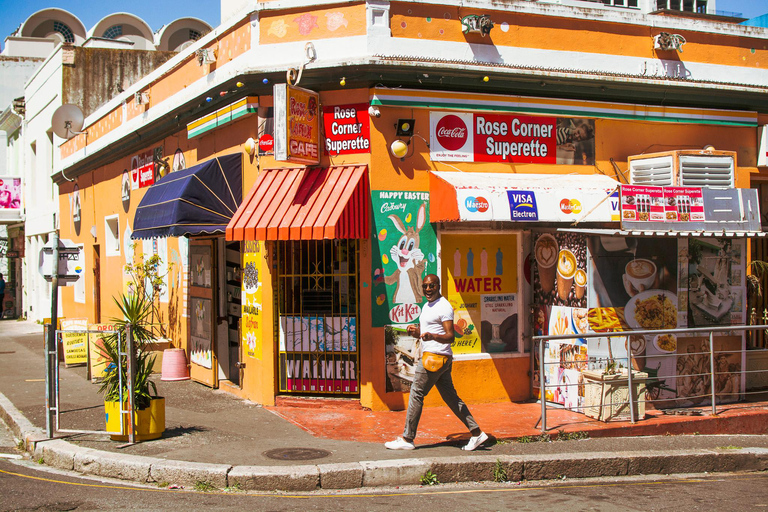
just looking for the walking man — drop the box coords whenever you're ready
[385,274,488,451]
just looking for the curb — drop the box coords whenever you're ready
[2,391,768,491]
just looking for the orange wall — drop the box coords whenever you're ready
[390,2,768,67]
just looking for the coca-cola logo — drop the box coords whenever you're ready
[435,115,468,151]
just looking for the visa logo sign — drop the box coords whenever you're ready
[507,190,538,221]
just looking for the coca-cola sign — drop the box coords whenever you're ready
[435,115,468,151]
[430,112,473,161]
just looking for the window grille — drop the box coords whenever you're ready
[276,240,360,396]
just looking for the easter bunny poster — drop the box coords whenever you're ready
[371,191,437,327]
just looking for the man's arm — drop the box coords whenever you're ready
[420,320,454,344]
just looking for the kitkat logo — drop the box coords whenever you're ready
[465,196,489,213]
[559,198,582,214]
[435,115,468,151]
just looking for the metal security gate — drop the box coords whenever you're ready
[276,239,359,396]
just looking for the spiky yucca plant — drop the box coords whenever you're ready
[97,292,158,409]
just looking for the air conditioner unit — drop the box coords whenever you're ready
[654,32,686,52]
[134,92,149,105]
[628,149,736,189]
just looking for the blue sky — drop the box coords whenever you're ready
[0,0,765,50]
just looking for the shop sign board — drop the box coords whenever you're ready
[370,191,437,327]
[130,150,155,189]
[242,241,263,360]
[620,185,705,223]
[39,238,83,285]
[273,83,320,164]
[60,318,88,366]
[454,187,618,223]
[430,112,595,165]
[88,323,116,380]
[323,103,370,155]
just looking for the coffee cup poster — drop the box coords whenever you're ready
[371,191,437,327]
[533,232,588,308]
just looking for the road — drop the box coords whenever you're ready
[2,417,768,512]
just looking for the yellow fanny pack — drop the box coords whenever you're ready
[422,352,449,372]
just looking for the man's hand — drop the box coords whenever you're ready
[407,324,420,338]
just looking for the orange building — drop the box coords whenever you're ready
[54,2,768,411]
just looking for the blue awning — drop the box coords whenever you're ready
[132,153,242,239]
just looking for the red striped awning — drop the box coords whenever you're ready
[226,165,369,241]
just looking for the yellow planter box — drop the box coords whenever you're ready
[104,397,165,441]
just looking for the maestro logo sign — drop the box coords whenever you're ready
[464,196,490,213]
[435,114,468,151]
[559,198,583,215]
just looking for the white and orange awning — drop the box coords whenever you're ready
[429,171,621,223]
[226,165,369,241]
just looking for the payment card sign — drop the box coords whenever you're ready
[507,190,538,221]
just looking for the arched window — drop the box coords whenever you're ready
[53,21,75,43]
[102,24,123,39]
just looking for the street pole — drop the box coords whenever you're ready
[126,325,136,444]
[46,232,60,438]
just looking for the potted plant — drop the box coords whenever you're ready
[98,287,165,441]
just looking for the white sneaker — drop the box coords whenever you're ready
[462,432,489,451]
[385,437,415,450]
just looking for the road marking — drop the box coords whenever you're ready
[0,453,23,460]
[25,379,45,382]
[0,467,765,498]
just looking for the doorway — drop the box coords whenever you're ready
[188,239,218,387]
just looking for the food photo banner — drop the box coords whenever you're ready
[430,112,595,165]
[620,185,705,222]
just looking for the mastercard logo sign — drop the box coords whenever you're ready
[465,196,490,213]
[559,198,582,214]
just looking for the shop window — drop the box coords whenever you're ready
[104,215,120,257]
[276,239,359,396]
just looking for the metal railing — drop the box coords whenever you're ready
[533,324,768,433]
[44,325,136,443]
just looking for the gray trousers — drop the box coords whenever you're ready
[403,358,480,441]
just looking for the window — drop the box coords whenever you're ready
[102,25,123,39]
[104,215,120,256]
[53,21,75,43]
[189,29,202,41]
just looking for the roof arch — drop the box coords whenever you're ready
[155,17,213,52]
[19,8,87,45]
[88,13,155,50]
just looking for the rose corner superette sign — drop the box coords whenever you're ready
[429,111,595,165]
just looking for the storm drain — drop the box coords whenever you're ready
[263,448,332,461]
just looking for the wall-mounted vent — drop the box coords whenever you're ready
[679,155,734,188]
[629,155,674,186]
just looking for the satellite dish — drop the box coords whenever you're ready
[51,104,85,139]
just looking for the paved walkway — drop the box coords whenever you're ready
[2,319,768,490]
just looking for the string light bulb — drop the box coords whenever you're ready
[236,81,244,88]
[483,76,489,82]
[340,77,346,87]
[262,78,269,84]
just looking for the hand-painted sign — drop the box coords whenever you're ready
[323,103,370,155]
[274,84,320,164]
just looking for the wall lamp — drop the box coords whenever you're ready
[244,137,257,156]
[391,119,416,160]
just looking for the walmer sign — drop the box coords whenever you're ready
[430,112,595,165]
[274,84,320,165]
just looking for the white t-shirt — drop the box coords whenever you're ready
[419,296,454,357]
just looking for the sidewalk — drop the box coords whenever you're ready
[2,318,768,490]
